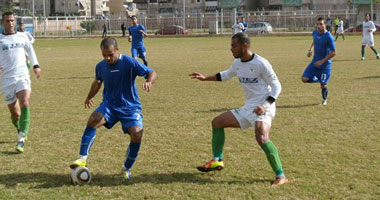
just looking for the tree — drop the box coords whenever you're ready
[80,21,96,33]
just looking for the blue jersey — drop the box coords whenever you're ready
[128,24,146,48]
[312,30,336,69]
[95,54,153,113]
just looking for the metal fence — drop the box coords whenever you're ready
[34,9,359,37]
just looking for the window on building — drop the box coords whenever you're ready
[197,0,201,3]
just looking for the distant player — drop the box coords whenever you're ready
[361,13,379,60]
[0,11,41,153]
[128,16,149,66]
[241,17,248,33]
[302,17,336,105]
[232,18,244,34]
[189,33,289,186]
[70,38,156,180]
[335,17,345,41]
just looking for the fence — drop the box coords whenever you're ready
[33,9,359,37]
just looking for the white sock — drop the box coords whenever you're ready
[80,155,88,160]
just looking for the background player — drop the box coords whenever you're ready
[70,37,156,180]
[189,33,289,186]
[302,17,336,105]
[361,13,379,60]
[335,17,345,41]
[128,16,149,66]
[0,11,41,153]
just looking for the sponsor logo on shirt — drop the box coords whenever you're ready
[239,77,259,83]
[2,43,24,51]
[110,70,120,73]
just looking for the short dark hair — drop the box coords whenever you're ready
[100,37,118,49]
[317,17,325,22]
[232,32,250,46]
[365,13,370,18]
[131,15,137,19]
[2,11,14,20]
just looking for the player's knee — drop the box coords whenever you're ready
[19,99,30,107]
[11,113,20,120]
[87,113,103,127]
[130,128,143,143]
[211,117,223,129]
[320,84,327,89]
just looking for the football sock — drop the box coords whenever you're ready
[260,140,284,177]
[19,107,30,136]
[212,128,225,161]
[10,116,19,130]
[79,126,96,156]
[342,34,345,40]
[372,48,378,55]
[362,49,365,57]
[322,87,328,100]
[124,142,141,169]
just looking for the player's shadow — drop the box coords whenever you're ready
[92,172,272,187]
[195,108,231,113]
[354,75,380,80]
[1,151,20,155]
[0,172,71,189]
[0,140,13,144]
[277,103,319,109]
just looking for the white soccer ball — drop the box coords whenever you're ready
[70,166,92,185]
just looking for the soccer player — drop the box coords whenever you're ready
[69,37,156,180]
[189,32,289,186]
[361,13,379,60]
[19,22,35,70]
[0,11,41,153]
[232,18,244,34]
[128,16,149,66]
[241,17,248,33]
[335,17,345,41]
[302,17,336,105]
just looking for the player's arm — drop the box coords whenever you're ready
[85,80,102,109]
[140,26,148,37]
[307,42,314,57]
[142,71,156,92]
[128,28,132,42]
[189,72,219,81]
[254,63,282,115]
[24,39,41,78]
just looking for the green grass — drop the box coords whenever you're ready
[1,35,380,199]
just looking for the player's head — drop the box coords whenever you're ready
[231,32,250,58]
[100,37,119,65]
[236,18,240,23]
[241,17,245,21]
[316,17,326,33]
[131,15,138,25]
[365,13,370,21]
[19,22,25,32]
[2,11,15,34]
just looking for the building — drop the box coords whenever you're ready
[108,0,138,19]
[91,0,109,16]
[0,0,21,13]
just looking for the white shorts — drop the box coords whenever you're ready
[1,77,31,104]
[231,105,276,130]
[362,37,375,47]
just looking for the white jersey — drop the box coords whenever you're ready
[232,23,244,34]
[362,21,376,40]
[23,31,35,44]
[220,54,282,108]
[337,20,344,33]
[0,32,39,79]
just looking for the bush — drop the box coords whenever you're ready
[80,21,96,33]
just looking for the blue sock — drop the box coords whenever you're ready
[124,142,141,169]
[322,87,328,100]
[79,126,96,156]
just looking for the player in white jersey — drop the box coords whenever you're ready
[361,13,379,60]
[19,22,35,69]
[335,17,345,41]
[0,12,41,153]
[189,33,289,186]
[232,18,244,34]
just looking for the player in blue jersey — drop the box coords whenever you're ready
[69,37,157,180]
[302,17,336,105]
[128,16,149,66]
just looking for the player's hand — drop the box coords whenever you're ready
[142,81,152,92]
[189,72,206,81]
[85,98,94,109]
[33,68,41,79]
[314,60,323,67]
[253,106,266,116]
[307,50,312,57]
[128,37,131,42]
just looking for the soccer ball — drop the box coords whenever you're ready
[70,166,92,185]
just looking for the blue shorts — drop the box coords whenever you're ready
[95,102,143,134]
[302,63,331,85]
[131,46,146,59]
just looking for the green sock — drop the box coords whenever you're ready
[19,107,30,136]
[260,140,284,177]
[372,48,378,55]
[10,116,19,130]
[362,49,365,57]
[342,34,345,40]
[212,128,225,160]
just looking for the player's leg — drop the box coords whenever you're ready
[342,33,345,41]
[197,110,241,172]
[120,113,144,180]
[255,121,289,186]
[7,100,20,131]
[319,68,331,105]
[131,47,138,59]
[14,79,31,153]
[138,47,148,66]
[70,106,108,169]
[362,45,366,60]
[302,63,318,83]
[370,46,379,59]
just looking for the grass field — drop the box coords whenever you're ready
[0,34,380,199]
